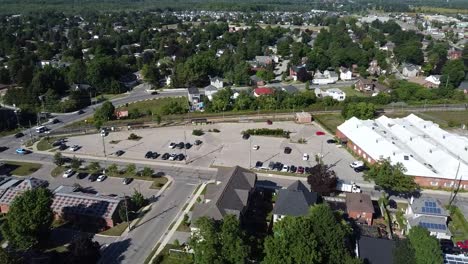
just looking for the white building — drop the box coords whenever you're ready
[315,88,346,101]
[312,70,339,85]
[405,197,451,239]
[340,67,353,81]
[425,75,441,86]
[336,114,468,188]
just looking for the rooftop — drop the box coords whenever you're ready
[357,236,395,264]
[346,193,374,213]
[272,181,318,217]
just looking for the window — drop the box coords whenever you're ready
[444,181,454,187]
[368,157,372,163]
[353,145,357,150]
[430,182,439,186]
[358,149,362,155]
[363,153,367,159]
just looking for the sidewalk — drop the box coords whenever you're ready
[150,180,212,261]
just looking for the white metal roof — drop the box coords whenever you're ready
[337,114,468,181]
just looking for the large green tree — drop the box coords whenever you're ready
[263,204,360,264]
[307,164,338,196]
[440,59,465,88]
[68,235,101,264]
[1,188,54,250]
[341,102,376,120]
[364,159,418,194]
[393,238,416,264]
[190,215,249,264]
[407,226,443,264]
[93,101,115,123]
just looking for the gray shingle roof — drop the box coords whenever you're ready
[272,181,318,217]
[407,215,451,235]
[188,87,200,95]
[358,236,395,264]
[346,193,374,213]
[192,166,256,223]
[410,197,448,216]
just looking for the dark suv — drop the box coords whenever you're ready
[161,153,170,160]
[284,147,292,154]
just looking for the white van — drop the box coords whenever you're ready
[36,126,47,133]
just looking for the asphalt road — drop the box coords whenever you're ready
[98,179,198,264]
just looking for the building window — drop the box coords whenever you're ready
[368,157,371,163]
[363,153,367,159]
[444,181,454,187]
[430,181,439,186]
[358,149,362,155]
[353,145,357,150]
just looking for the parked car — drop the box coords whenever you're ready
[297,166,305,174]
[253,145,259,150]
[0,146,8,152]
[76,172,88,179]
[14,132,24,138]
[266,120,273,125]
[15,148,28,155]
[194,140,203,146]
[176,142,184,149]
[100,129,108,137]
[97,175,107,182]
[255,161,263,168]
[284,147,292,154]
[350,161,364,169]
[185,143,192,149]
[51,118,60,124]
[115,150,125,156]
[161,153,170,160]
[456,240,468,250]
[69,145,80,151]
[176,154,185,161]
[88,174,98,182]
[242,133,250,140]
[281,165,290,172]
[77,109,85,114]
[327,139,337,144]
[303,153,309,160]
[169,153,177,161]
[169,142,176,149]
[274,162,283,171]
[62,169,75,178]
[305,167,312,174]
[52,139,66,147]
[290,165,297,173]
[315,131,325,136]
[145,151,154,159]
[354,166,368,172]
[268,161,275,170]
[122,178,133,185]
[150,152,159,159]
[58,144,68,151]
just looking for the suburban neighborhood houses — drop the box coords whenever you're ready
[0,1,467,263]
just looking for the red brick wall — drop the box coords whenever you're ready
[348,210,373,225]
[413,176,468,190]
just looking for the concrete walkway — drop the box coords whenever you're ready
[149,180,212,261]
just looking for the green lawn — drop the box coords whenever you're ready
[448,206,468,242]
[313,113,345,134]
[51,166,66,177]
[416,111,468,128]
[99,222,129,236]
[176,222,191,232]
[37,137,60,151]
[4,161,42,176]
[116,97,188,116]
[153,244,194,264]
[150,177,169,189]
[340,86,367,98]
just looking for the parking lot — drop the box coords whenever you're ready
[62,121,365,183]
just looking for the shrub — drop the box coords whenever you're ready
[243,128,290,138]
[192,129,204,136]
[128,133,141,140]
[212,128,220,133]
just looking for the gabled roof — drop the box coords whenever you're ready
[210,76,223,82]
[407,214,451,235]
[357,236,395,264]
[188,87,200,95]
[192,166,256,222]
[281,85,299,94]
[204,85,218,92]
[273,181,318,217]
[346,193,374,213]
[254,87,274,96]
[410,197,448,216]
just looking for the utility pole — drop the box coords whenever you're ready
[449,161,461,207]
[124,193,131,231]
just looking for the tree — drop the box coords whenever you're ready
[256,69,275,82]
[440,59,465,88]
[1,188,54,250]
[87,162,101,175]
[0,247,19,264]
[155,114,162,125]
[307,164,338,195]
[94,101,115,123]
[125,164,136,176]
[131,189,146,210]
[190,215,250,264]
[393,238,416,264]
[364,159,418,195]
[407,227,443,264]
[106,163,119,176]
[70,156,81,170]
[68,234,101,264]
[141,64,161,86]
[54,152,64,166]
[342,102,376,120]
[140,167,154,177]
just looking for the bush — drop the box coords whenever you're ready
[128,133,141,140]
[212,128,220,133]
[243,128,290,138]
[192,129,204,136]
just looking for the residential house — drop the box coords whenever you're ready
[356,236,395,264]
[346,193,374,225]
[272,181,318,223]
[425,75,441,87]
[72,83,92,92]
[289,65,309,82]
[209,76,224,89]
[250,75,265,87]
[254,87,274,97]
[379,41,395,52]
[458,80,468,94]
[402,63,421,78]
[281,85,299,94]
[312,70,338,85]
[191,166,257,230]
[204,85,219,101]
[315,88,346,101]
[255,55,276,67]
[405,197,451,239]
[340,67,353,81]
[367,60,381,76]
[355,78,387,94]
[188,87,204,111]
[0,178,48,213]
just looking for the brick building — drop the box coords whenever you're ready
[346,193,374,225]
[336,114,468,189]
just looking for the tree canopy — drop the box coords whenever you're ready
[364,159,418,195]
[307,163,338,195]
[93,101,115,124]
[341,102,376,120]
[393,227,443,264]
[1,188,54,250]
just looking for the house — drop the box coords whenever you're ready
[405,197,451,239]
[209,76,223,89]
[72,83,92,92]
[119,73,138,88]
[272,181,318,223]
[346,193,374,225]
[0,178,48,213]
[295,112,312,123]
[255,55,276,67]
[204,85,219,101]
[250,75,265,87]
[379,41,395,52]
[448,49,462,60]
[367,60,381,76]
[254,87,274,97]
[355,78,387,94]
[281,85,299,94]
[340,67,353,81]
[425,75,441,87]
[402,63,421,78]
[52,185,122,228]
[289,65,309,82]
[191,166,257,230]
[356,236,395,264]
[315,88,346,101]
[312,70,338,85]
